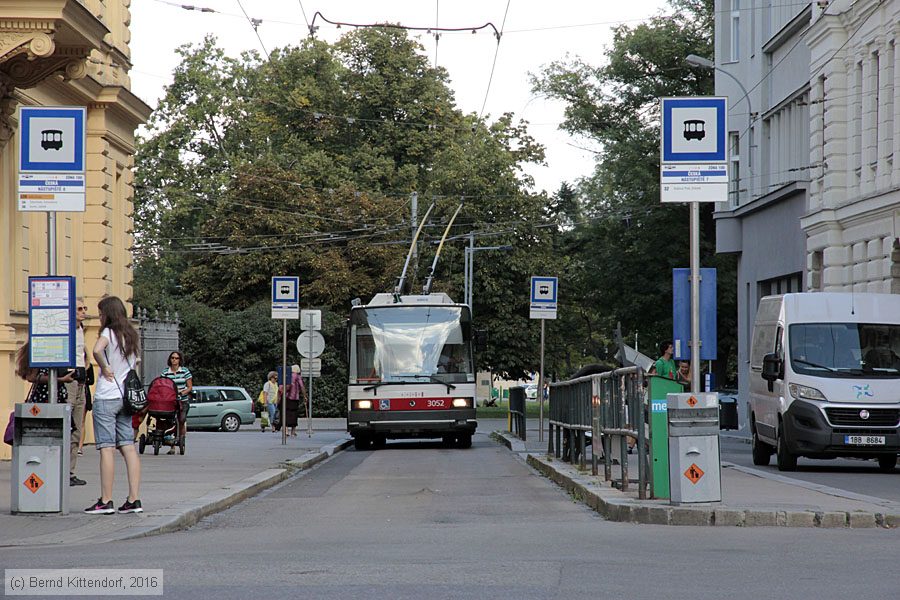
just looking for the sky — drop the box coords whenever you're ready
[129,0,671,195]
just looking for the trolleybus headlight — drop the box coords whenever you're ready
[354,400,373,410]
[452,398,470,408]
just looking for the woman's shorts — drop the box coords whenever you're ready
[92,397,133,449]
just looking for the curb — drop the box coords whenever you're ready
[492,431,898,529]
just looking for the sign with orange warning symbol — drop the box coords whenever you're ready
[23,473,44,494]
[686,396,698,407]
[684,463,704,484]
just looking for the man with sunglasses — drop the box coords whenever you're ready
[65,298,90,486]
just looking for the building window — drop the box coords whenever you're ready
[729,131,741,207]
[758,273,803,298]
[731,1,741,62]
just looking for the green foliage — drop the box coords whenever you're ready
[176,298,349,417]
[134,27,559,390]
[531,0,737,384]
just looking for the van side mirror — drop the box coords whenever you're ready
[474,329,488,353]
[762,353,781,391]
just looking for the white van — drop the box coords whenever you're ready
[749,293,900,472]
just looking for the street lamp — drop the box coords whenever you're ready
[685,54,755,124]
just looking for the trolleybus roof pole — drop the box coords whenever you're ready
[395,203,435,297]
[422,203,464,295]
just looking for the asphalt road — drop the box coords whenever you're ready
[4,430,898,600]
[720,437,900,503]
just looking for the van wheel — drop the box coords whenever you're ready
[776,424,797,471]
[751,431,772,466]
[876,454,897,472]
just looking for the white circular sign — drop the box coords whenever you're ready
[297,330,325,358]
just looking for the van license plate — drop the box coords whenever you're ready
[844,435,885,445]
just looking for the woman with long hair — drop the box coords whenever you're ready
[85,296,143,515]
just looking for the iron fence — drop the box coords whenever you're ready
[548,366,650,499]
[508,386,526,441]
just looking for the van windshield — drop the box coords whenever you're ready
[789,323,900,378]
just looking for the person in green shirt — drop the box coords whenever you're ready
[654,340,677,379]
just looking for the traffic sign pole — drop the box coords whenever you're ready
[308,327,313,437]
[539,319,545,442]
[690,202,701,393]
[282,319,288,445]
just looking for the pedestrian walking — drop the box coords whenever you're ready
[286,364,307,437]
[85,296,143,515]
[161,351,192,453]
[65,298,89,486]
[263,371,278,434]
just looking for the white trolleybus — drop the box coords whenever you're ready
[346,202,477,450]
[346,292,477,449]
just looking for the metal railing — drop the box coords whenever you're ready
[548,366,649,499]
[508,386,526,441]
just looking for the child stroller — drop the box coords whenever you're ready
[138,376,185,456]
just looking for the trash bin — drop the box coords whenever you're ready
[718,395,739,430]
[11,403,71,514]
[667,392,721,504]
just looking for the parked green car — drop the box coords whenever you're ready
[186,386,256,432]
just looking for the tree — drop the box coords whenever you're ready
[134,27,562,393]
[532,0,738,383]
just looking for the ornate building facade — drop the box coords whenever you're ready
[803,0,900,294]
[0,0,150,459]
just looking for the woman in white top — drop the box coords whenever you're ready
[263,371,278,434]
[85,296,143,515]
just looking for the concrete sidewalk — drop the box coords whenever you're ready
[0,418,351,547]
[493,426,900,529]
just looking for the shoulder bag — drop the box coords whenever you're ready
[104,347,147,415]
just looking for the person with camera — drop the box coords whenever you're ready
[65,298,90,487]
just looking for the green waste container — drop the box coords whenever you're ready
[648,376,683,500]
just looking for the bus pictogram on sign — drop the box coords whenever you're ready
[24,473,44,494]
[684,463,704,484]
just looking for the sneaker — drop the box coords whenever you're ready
[84,499,115,515]
[69,474,86,486]
[76,449,84,456]
[118,498,143,514]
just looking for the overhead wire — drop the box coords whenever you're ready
[478,0,510,119]
[235,0,269,58]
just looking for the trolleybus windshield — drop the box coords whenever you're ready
[350,305,474,385]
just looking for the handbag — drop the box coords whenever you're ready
[4,383,35,445]
[3,412,13,445]
[104,347,148,415]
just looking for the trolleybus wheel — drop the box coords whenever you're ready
[455,434,472,449]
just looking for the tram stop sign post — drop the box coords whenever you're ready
[660,97,727,393]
